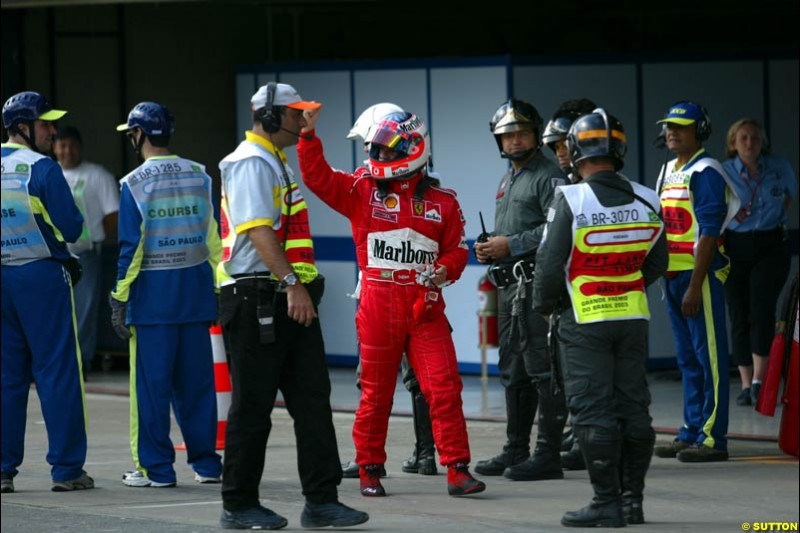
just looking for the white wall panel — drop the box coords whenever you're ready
[353,69,429,146]
[430,66,508,240]
[315,260,359,358]
[514,64,640,182]
[280,71,353,238]
[430,66,508,367]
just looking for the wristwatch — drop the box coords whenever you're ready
[280,272,299,288]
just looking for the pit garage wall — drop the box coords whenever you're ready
[235,56,799,373]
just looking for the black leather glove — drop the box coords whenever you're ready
[63,257,83,286]
[108,294,132,340]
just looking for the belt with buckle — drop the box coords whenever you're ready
[231,272,288,292]
[365,268,417,285]
[488,259,535,289]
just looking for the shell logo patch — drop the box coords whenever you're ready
[383,194,400,212]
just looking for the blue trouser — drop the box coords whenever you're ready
[129,322,221,483]
[665,270,730,450]
[1,260,88,482]
[73,247,102,368]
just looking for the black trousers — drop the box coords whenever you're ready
[497,282,549,389]
[220,279,341,510]
[557,312,652,438]
[725,229,790,364]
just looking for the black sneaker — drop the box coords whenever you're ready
[1,473,14,494]
[653,439,690,458]
[300,501,369,528]
[220,505,288,530]
[474,452,528,476]
[736,388,752,406]
[676,444,729,463]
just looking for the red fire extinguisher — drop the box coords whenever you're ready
[478,275,499,347]
[757,274,799,458]
[779,305,799,458]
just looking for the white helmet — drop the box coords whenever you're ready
[347,102,404,141]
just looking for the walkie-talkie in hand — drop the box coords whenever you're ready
[477,211,490,243]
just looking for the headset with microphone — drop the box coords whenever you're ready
[659,100,712,142]
[258,82,281,134]
[257,81,311,140]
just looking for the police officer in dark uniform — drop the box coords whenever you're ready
[533,109,668,527]
[542,98,597,472]
[543,99,598,184]
[474,99,568,481]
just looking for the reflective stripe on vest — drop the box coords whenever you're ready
[658,157,739,272]
[66,176,92,254]
[218,141,317,285]
[277,179,317,283]
[1,149,52,265]
[122,156,211,271]
[562,181,663,324]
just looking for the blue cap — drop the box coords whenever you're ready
[656,102,705,126]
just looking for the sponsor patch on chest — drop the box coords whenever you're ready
[372,208,398,223]
[411,200,442,222]
[367,228,439,270]
[370,188,401,212]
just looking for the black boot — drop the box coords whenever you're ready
[561,439,586,471]
[504,380,567,481]
[620,430,655,525]
[561,427,575,452]
[402,389,437,475]
[475,384,536,475]
[561,426,626,528]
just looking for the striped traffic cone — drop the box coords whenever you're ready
[175,325,231,451]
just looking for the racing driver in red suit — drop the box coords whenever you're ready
[297,109,486,498]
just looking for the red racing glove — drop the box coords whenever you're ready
[412,286,445,322]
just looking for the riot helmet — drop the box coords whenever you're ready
[489,99,542,161]
[566,108,627,171]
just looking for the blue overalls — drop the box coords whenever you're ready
[1,143,87,482]
[112,154,222,483]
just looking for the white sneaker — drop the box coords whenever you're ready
[194,472,221,484]
[122,470,176,488]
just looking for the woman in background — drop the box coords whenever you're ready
[722,118,797,407]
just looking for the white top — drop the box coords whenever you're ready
[218,139,294,280]
[62,161,119,253]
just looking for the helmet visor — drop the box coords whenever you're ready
[369,126,411,157]
[544,116,573,137]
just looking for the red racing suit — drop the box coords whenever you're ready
[298,131,471,467]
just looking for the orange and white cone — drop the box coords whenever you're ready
[176,325,231,451]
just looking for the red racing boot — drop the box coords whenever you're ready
[447,463,486,496]
[359,464,386,497]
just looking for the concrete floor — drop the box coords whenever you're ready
[1,367,797,532]
[82,365,784,440]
